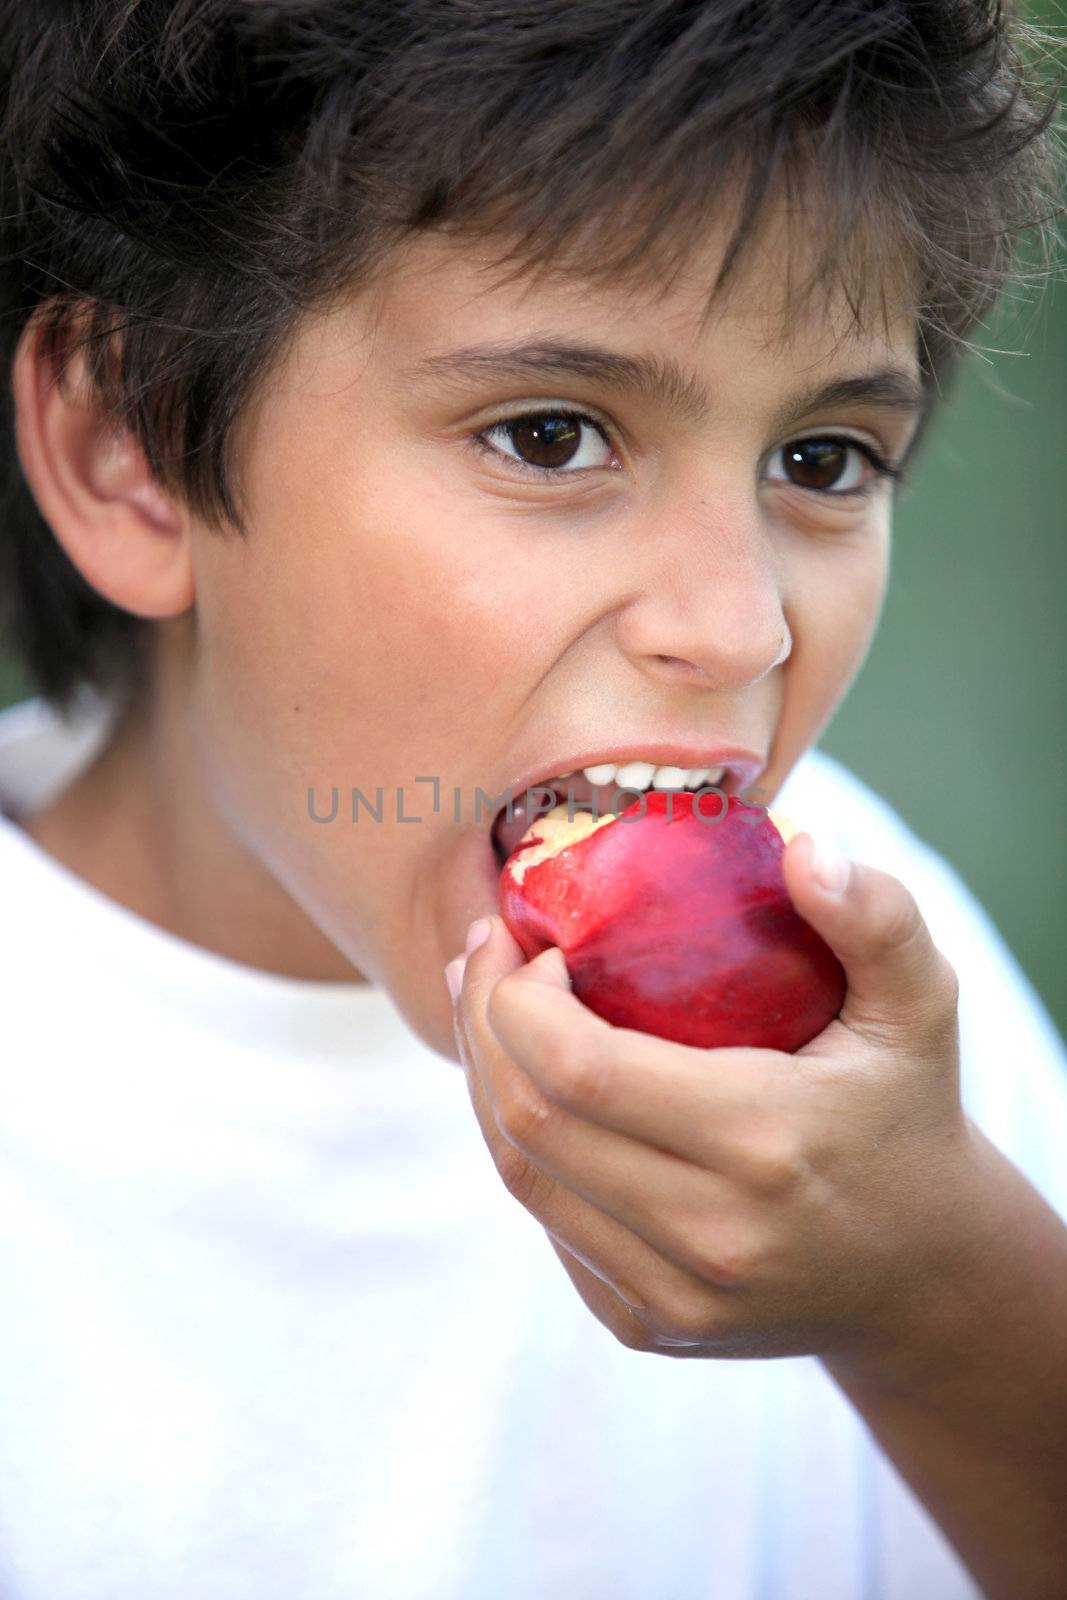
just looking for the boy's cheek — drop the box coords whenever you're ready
[189,643,499,1027]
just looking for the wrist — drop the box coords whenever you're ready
[819,1118,1020,1399]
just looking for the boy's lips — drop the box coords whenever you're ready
[489,745,766,864]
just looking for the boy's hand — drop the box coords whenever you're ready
[447,833,982,1368]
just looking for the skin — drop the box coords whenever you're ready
[12,196,1067,1595]
[14,197,923,1058]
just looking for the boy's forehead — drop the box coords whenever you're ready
[330,227,917,392]
[294,187,921,406]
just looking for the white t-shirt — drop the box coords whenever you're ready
[1,692,1065,1600]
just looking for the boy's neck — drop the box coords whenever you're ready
[18,684,368,986]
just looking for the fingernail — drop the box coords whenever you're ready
[465,917,492,956]
[811,835,851,895]
[444,956,466,1002]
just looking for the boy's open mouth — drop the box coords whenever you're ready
[489,763,744,870]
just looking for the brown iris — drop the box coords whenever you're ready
[783,439,852,492]
[505,413,582,469]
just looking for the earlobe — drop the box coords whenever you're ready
[11,315,195,620]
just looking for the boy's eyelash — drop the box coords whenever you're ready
[471,408,908,498]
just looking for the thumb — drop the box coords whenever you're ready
[512,942,573,991]
[445,917,571,1010]
[781,831,960,1046]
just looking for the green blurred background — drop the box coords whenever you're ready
[820,273,1066,1043]
[0,7,1064,1045]
[818,1,1066,1045]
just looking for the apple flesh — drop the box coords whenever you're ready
[498,789,846,1051]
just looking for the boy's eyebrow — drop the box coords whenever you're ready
[406,338,926,430]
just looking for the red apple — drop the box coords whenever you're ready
[498,789,845,1051]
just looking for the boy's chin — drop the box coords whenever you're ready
[398,987,468,1068]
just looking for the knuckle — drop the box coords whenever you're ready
[920,952,961,1034]
[612,1310,656,1351]
[863,880,961,1040]
[935,951,961,1010]
[557,1038,612,1114]
[685,1228,761,1288]
[493,1140,547,1210]
[742,1134,808,1197]
[877,881,925,953]
[657,1290,717,1343]
[906,950,962,1044]
[485,973,528,1039]
[494,1080,559,1154]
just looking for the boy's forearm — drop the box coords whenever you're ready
[821,1122,1067,1600]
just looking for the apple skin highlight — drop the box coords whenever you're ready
[498,790,846,1052]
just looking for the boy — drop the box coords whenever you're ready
[1,1,1066,1595]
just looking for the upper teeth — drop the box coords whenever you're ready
[565,761,726,791]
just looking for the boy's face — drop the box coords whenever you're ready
[180,204,924,1059]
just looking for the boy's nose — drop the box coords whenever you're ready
[611,510,792,689]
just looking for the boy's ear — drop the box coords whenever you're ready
[12,315,195,619]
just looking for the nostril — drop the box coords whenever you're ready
[652,655,713,681]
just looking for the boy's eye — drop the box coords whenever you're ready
[476,410,615,473]
[763,437,892,496]
[472,408,901,499]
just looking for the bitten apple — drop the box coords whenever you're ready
[498,790,846,1051]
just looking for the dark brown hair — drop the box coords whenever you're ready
[1,0,1063,711]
